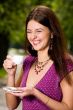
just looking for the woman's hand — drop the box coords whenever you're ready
[3,55,17,76]
[7,87,34,99]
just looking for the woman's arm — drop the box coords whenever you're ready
[3,55,23,110]
[33,71,73,110]
[5,72,23,110]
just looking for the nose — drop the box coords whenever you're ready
[32,32,37,39]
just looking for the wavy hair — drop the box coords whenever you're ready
[25,5,71,81]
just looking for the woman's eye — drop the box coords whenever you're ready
[27,31,31,33]
[37,31,42,33]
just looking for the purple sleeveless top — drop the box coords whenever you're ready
[20,55,73,110]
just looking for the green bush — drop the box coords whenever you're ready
[0,68,6,78]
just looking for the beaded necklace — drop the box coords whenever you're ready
[34,58,50,74]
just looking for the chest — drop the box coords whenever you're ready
[21,60,62,101]
[26,61,53,88]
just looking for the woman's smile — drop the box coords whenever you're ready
[27,20,51,51]
[32,39,41,45]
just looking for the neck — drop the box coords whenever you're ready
[37,48,50,62]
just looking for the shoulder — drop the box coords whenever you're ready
[61,71,73,85]
[60,55,73,92]
[24,54,36,63]
[23,54,36,69]
[60,54,73,85]
[60,54,73,83]
[65,54,73,73]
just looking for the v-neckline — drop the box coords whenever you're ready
[25,57,54,88]
[35,63,54,88]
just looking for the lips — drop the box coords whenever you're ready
[33,40,40,45]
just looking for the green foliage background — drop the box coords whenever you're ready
[0,0,73,68]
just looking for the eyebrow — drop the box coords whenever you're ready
[27,28,44,31]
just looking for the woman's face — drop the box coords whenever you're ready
[27,20,51,51]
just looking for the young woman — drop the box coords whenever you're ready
[3,5,73,110]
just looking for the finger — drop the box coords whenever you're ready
[8,91,24,96]
[7,55,13,59]
[6,56,17,66]
[3,60,12,69]
[16,87,26,91]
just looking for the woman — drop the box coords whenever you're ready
[3,5,73,110]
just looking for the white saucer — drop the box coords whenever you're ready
[3,87,22,93]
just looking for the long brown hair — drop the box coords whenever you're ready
[25,5,71,80]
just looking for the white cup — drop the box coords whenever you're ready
[12,55,24,65]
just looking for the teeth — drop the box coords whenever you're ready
[33,40,40,44]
